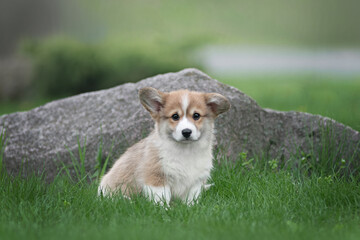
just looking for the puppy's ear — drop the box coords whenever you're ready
[139,87,166,117]
[205,93,230,117]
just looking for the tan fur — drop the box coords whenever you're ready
[99,133,164,196]
[141,144,164,186]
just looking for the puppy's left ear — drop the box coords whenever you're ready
[205,93,230,117]
[139,87,166,117]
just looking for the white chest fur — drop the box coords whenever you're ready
[158,137,213,199]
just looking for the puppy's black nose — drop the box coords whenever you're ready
[182,128,192,139]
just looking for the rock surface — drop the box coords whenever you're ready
[0,68,359,180]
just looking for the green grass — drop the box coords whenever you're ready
[220,75,360,131]
[1,157,360,240]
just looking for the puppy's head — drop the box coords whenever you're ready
[139,87,230,143]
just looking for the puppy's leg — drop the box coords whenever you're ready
[143,185,171,206]
[203,183,214,191]
[185,183,203,206]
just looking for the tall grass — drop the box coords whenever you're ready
[1,153,359,240]
[58,135,113,183]
[288,121,359,179]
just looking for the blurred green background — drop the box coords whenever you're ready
[0,0,359,131]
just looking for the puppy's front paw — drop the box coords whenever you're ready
[184,183,203,206]
[202,183,214,191]
[143,185,171,207]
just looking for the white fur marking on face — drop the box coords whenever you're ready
[181,93,189,114]
[173,117,200,141]
[169,93,200,141]
[170,92,201,142]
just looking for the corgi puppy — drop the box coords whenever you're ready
[98,87,230,205]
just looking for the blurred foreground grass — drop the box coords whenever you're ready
[1,75,359,132]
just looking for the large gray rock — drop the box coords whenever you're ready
[1,68,359,180]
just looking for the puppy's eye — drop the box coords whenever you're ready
[193,113,200,120]
[171,113,180,121]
